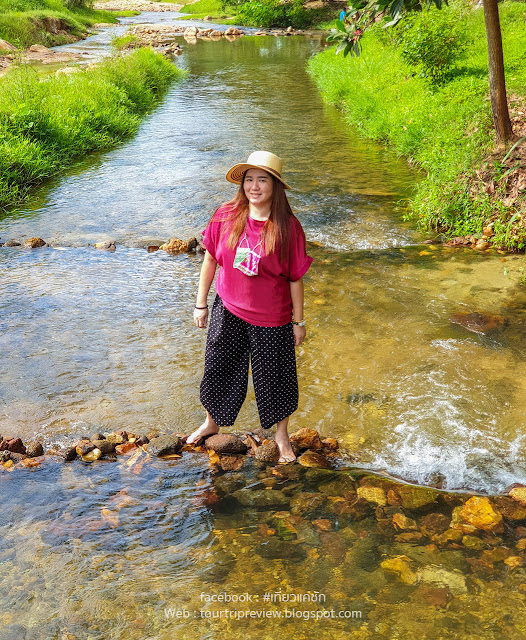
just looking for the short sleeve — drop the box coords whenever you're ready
[202,208,228,261]
[288,217,313,281]
[202,221,218,260]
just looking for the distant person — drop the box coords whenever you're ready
[188,151,312,463]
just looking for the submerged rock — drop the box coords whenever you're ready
[419,512,451,537]
[232,487,290,509]
[147,435,183,457]
[205,433,247,455]
[297,451,331,469]
[2,239,21,247]
[457,496,503,532]
[357,486,387,506]
[395,485,438,510]
[449,312,506,335]
[219,454,245,472]
[256,537,306,561]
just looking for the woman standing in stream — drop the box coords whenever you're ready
[187,151,312,463]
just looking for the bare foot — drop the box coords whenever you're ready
[275,418,296,464]
[187,416,219,445]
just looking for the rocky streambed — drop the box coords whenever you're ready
[5,424,526,585]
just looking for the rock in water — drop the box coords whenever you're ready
[290,428,323,451]
[26,442,44,458]
[147,435,183,457]
[23,237,47,248]
[232,488,290,509]
[2,239,21,247]
[449,312,506,335]
[94,241,116,251]
[159,238,189,254]
[255,440,280,462]
[205,434,247,455]
[297,451,331,469]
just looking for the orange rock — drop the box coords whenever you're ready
[312,518,332,532]
[458,497,503,532]
[504,556,522,569]
[16,457,41,468]
[509,487,526,506]
[290,428,323,451]
[392,513,418,530]
[115,442,136,455]
[322,438,339,451]
[516,539,526,550]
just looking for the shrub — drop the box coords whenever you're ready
[395,7,468,86]
[237,0,311,29]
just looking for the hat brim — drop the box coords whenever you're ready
[226,163,290,190]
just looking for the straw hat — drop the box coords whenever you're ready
[226,151,290,189]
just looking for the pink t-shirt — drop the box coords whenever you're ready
[202,207,313,327]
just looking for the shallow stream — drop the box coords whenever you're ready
[2,16,526,639]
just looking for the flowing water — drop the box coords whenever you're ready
[2,17,526,640]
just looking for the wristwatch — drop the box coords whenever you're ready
[292,320,306,327]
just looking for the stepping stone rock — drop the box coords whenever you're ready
[255,440,280,462]
[26,442,44,458]
[290,428,323,451]
[147,434,183,457]
[205,434,247,455]
[23,237,47,248]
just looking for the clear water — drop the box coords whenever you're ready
[2,18,526,640]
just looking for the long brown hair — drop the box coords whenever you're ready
[212,173,293,262]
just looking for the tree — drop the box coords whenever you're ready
[327,0,514,144]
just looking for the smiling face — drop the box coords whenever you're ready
[243,168,274,212]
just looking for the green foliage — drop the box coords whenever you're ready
[0,0,117,48]
[308,2,526,249]
[111,33,139,50]
[0,49,184,211]
[236,0,311,28]
[327,0,448,58]
[396,8,468,85]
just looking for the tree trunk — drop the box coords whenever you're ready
[482,0,513,143]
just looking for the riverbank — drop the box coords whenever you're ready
[0,48,184,212]
[308,1,526,252]
[0,0,125,50]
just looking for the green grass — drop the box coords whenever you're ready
[0,0,118,49]
[111,33,140,49]
[308,2,526,250]
[175,0,236,22]
[0,48,185,212]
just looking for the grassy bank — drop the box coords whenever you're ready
[0,48,184,212]
[0,0,119,49]
[175,0,341,28]
[308,1,526,250]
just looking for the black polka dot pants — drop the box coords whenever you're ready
[200,295,298,429]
